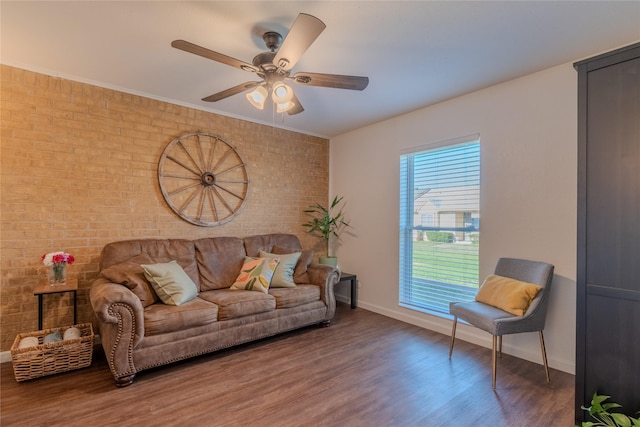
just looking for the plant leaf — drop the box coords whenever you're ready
[302,195,351,240]
[610,413,632,427]
[590,394,611,414]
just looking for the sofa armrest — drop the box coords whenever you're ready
[306,263,340,320]
[90,278,145,384]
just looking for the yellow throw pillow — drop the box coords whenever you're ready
[475,274,543,316]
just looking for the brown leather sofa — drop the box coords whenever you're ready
[90,233,338,386]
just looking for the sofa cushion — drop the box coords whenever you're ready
[243,233,303,257]
[141,261,199,306]
[199,289,276,321]
[195,237,246,291]
[268,285,321,309]
[100,239,200,289]
[230,257,280,294]
[144,297,219,336]
[271,246,312,284]
[101,253,159,307]
[259,250,300,288]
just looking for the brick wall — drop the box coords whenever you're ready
[0,65,329,351]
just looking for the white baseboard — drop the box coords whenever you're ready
[2,302,574,375]
[355,300,575,375]
[336,294,350,305]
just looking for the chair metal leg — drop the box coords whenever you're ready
[539,331,550,383]
[449,317,458,359]
[492,335,498,389]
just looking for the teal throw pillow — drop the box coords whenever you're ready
[141,260,198,305]
[259,250,300,288]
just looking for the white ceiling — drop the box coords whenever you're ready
[2,1,639,138]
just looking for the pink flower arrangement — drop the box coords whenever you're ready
[41,251,75,266]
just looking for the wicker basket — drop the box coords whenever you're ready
[10,323,94,382]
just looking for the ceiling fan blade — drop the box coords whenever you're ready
[291,72,369,90]
[287,93,304,115]
[172,40,258,73]
[202,81,261,102]
[273,14,326,72]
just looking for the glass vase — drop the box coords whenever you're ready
[48,263,67,286]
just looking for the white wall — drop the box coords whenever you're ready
[330,62,577,374]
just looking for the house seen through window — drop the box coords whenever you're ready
[399,136,480,314]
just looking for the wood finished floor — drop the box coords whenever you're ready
[1,303,575,426]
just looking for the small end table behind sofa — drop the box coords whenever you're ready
[338,272,357,309]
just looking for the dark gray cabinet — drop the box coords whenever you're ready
[575,42,640,422]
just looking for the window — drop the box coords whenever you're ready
[399,135,480,314]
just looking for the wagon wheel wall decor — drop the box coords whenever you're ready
[158,131,249,226]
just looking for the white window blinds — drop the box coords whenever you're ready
[399,136,480,314]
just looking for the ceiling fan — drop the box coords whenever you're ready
[171,13,369,115]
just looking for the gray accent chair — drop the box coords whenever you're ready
[448,257,555,389]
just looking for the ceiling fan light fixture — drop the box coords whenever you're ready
[173,13,368,115]
[271,82,294,104]
[246,85,268,109]
[276,100,296,113]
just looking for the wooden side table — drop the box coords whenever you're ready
[33,280,78,330]
[338,272,357,309]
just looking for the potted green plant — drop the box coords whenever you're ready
[302,195,351,267]
[577,393,640,427]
